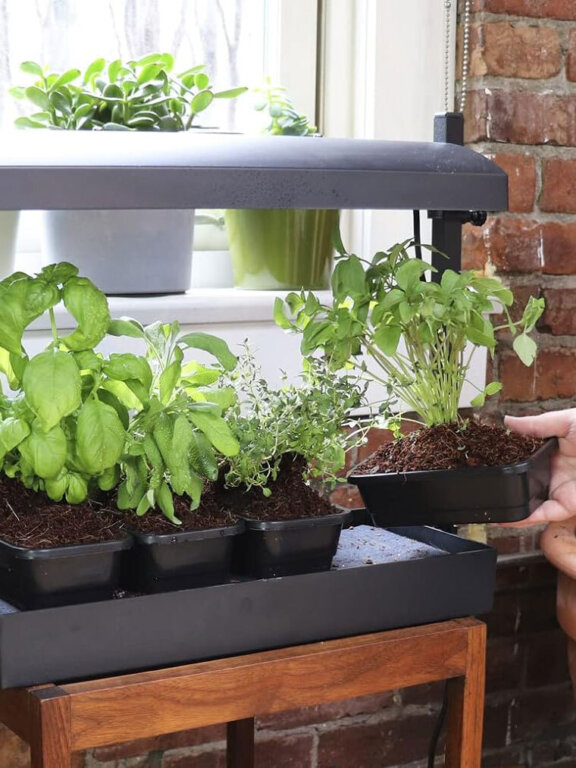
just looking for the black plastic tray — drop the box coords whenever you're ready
[126,522,244,593]
[234,510,351,578]
[0,510,496,688]
[349,438,557,526]
[0,535,132,610]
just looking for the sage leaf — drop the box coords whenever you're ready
[188,411,239,456]
[178,332,237,371]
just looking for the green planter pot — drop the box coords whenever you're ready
[226,209,338,290]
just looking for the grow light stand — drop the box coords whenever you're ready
[430,112,488,279]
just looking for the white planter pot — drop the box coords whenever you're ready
[42,210,194,295]
[0,212,19,280]
[190,213,233,289]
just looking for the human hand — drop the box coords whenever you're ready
[504,410,576,527]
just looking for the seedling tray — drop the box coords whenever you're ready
[0,510,496,688]
[349,438,557,526]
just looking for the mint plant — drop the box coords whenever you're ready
[275,237,544,428]
[11,54,247,131]
[0,263,128,503]
[222,349,367,495]
[109,319,240,523]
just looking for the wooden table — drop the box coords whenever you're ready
[0,617,486,768]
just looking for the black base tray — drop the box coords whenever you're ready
[0,510,496,689]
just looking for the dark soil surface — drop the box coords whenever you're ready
[354,420,542,474]
[0,475,125,548]
[218,454,335,522]
[126,483,239,535]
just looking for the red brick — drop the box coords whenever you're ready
[568,29,576,81]
[472,0,576,19]
[542,222,576,274]
[541,288,576,335]
[462,218,542,273]
[163,734,314,768]
[470,23,561,79]
[486,637,525,692]
[94,726,224,761]
[258,692,394,730]
[162,751,225,768]
[466,90,576,146]
[317,713,435,768]
[525,630,570,687]
[501,348,576,401]
[329,484,362,509]
[511,684,576,740]
[487,532,523,555]
[491,153,537,213]
[542,159,576,212]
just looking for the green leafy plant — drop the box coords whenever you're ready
[108,319,240,523]
[0,263,128,503]
[275,237,545,428]
[222,349,367,495]
[255,80,316,136]
[11,54,247,130]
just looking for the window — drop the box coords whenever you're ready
[0,0,320,269]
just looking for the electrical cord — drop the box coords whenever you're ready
[427,682,449,768]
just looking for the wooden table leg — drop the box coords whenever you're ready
[444,622,486,768]
[227,717,255,768]
[29,688,72,768]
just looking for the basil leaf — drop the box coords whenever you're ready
[19,424,67,479]
[23,350,82,430]
[76,399,126,473]
[61,277,111,351]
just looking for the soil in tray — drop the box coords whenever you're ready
[0,475,125,548]
[125,483,238,535]
[217,453,334,521]
[355,420,542,474]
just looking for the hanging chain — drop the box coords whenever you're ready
[443,1,452,112]
[459,0,472,113]
[443,0,472,113]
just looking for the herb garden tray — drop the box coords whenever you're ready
[0,510,496,689]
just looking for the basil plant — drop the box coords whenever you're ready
[0,263,127,503]
[276,237,545,428]
[0,264,240,522]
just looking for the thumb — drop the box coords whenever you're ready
[505,410,576,440]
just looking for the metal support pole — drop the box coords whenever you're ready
[431,112,465,280]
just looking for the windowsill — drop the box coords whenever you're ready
[27,289,333,331]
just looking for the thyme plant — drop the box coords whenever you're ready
[222,350,367,495]
[275,237,544,428]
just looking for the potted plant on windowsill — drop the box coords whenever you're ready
[218,350,366,577]
[0,262,132,608]
[107,316,243,592]
[0,212,19,281]
[276,235,551,526]
[225,82,338,290]
[11,55,247,295]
